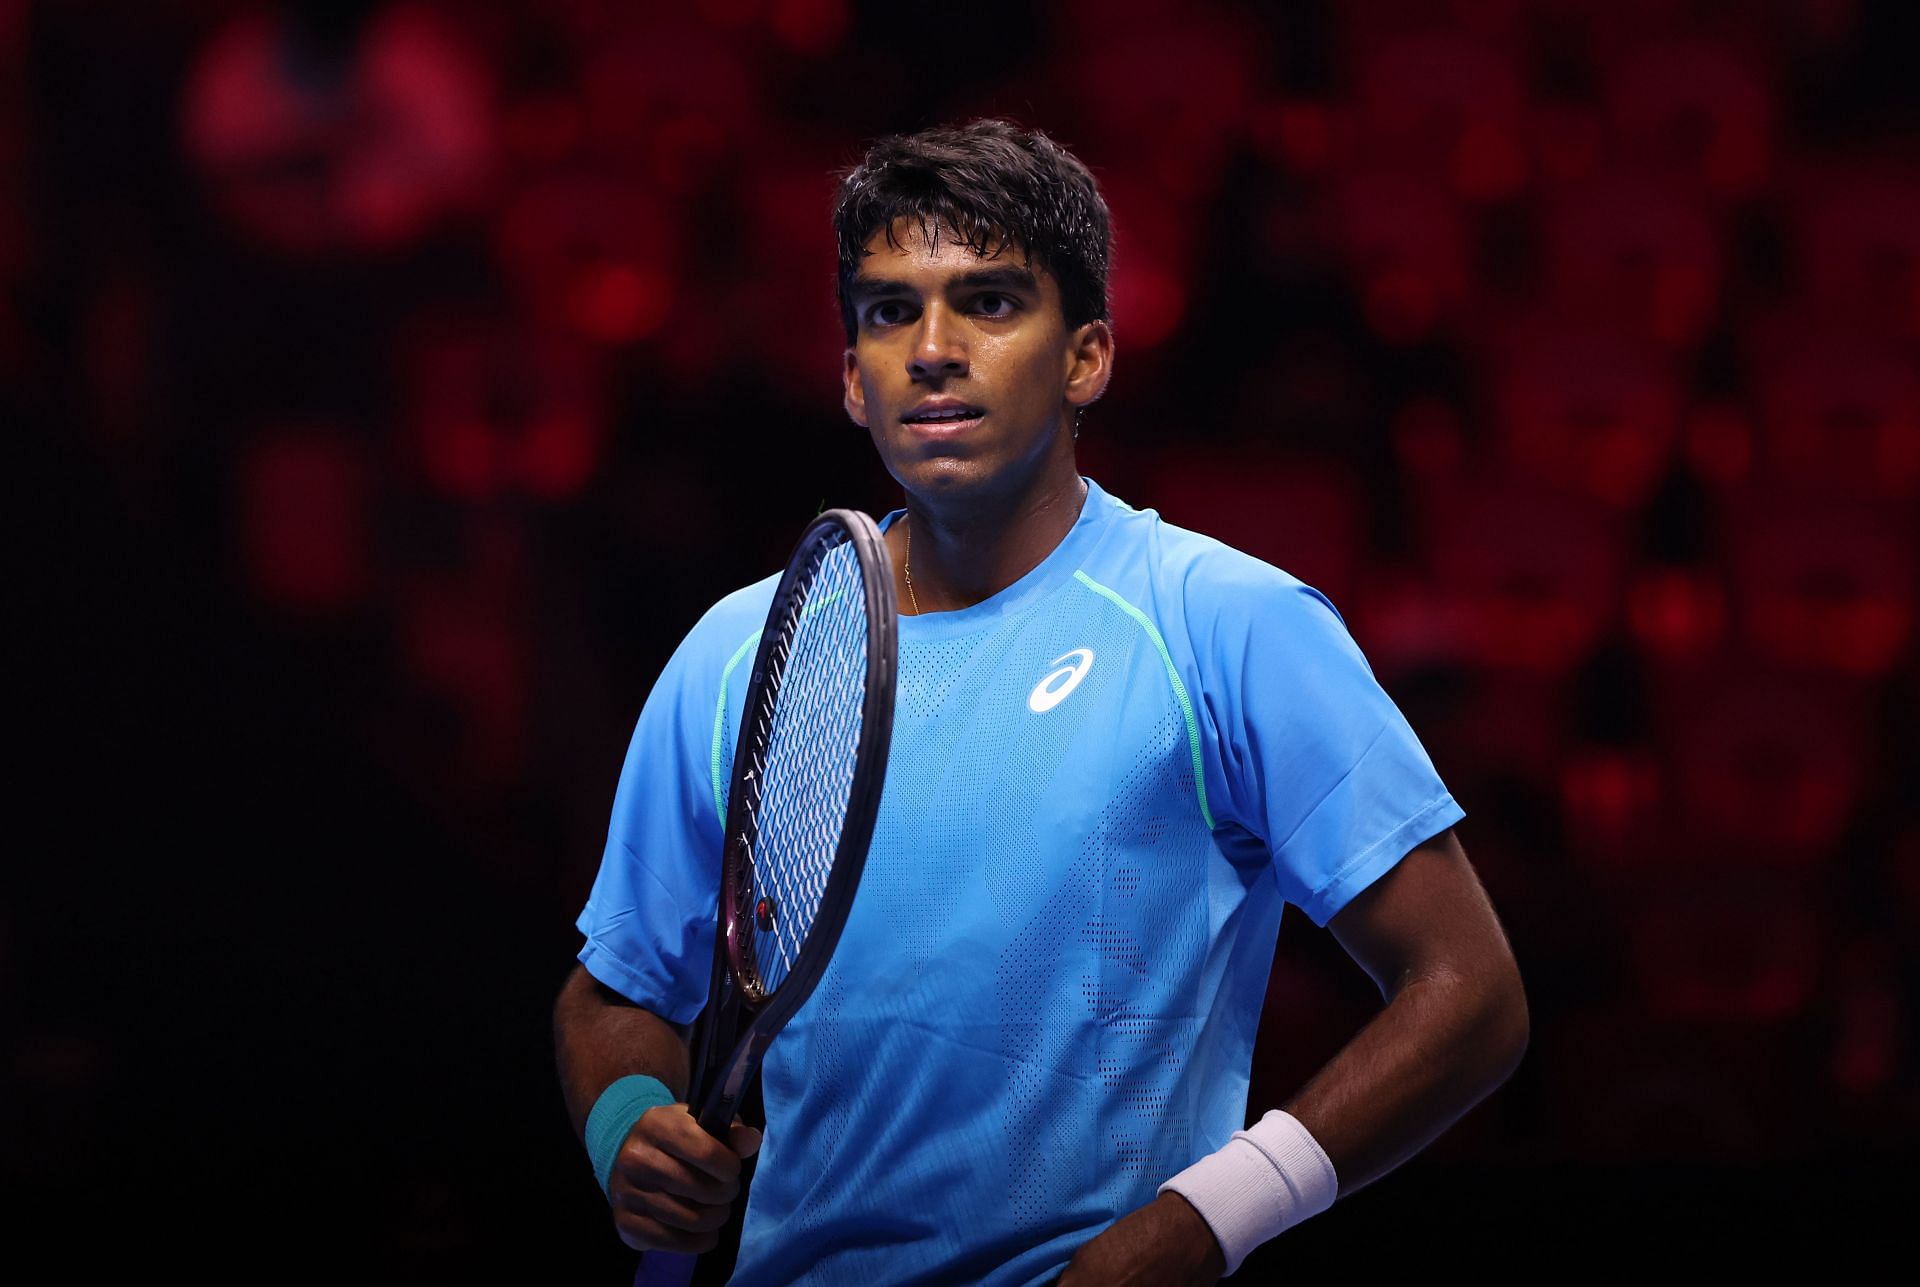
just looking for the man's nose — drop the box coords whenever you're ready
[908,304,968,379]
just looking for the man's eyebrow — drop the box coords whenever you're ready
[847,266,1042,304]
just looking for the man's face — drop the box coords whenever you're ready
[841,217,1109,502]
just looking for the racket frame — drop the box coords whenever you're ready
[688,508,896,1137]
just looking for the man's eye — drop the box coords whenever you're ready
[875,303,925,330]
[974,293,1017,317]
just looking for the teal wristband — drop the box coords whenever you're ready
[586,1074,678,1197]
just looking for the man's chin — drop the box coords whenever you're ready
[898,455,986,494]
[883,430,1076,506]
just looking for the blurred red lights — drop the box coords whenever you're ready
[1108,259,1185,352]
[180,6,493,255]
[1561,748,1662,845]
[770,0,849,56]
[567,263,672,345]
[240,429,371,613]
[1627,567,1728,660]
[41,0,1920,1158]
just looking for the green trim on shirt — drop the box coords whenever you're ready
[711,628,763,827]
[1072,570,1216,831]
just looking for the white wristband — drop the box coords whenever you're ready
[1157,1110,1339,1275]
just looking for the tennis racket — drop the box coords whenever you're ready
[686,506,897,1137]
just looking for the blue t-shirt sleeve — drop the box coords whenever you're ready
[576,604,745,1024]
[1187,558,1464,927]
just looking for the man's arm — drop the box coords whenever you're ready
[554,963,694,1134]
[554,963,761,1254]
[1285,826,1529,1192]
[1060,827,1527,1284]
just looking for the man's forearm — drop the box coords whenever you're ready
[553,963,693,1141]
[1073,966,1524,1282]
[1281,964,1528,1196]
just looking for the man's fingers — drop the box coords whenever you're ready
[613,1139,736,1207]
[613,1210,720,1256]
[614,1105,742,1197]
[645,1105,745,1183]
[617,1184,733,1233]
[602,1106,759,1258]
[730,1121,763,1159]
[605,1104,757,1256]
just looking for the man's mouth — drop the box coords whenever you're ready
[903,405,984,424]
[902,402,985,433]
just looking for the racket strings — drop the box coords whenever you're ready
[738,536,868,999]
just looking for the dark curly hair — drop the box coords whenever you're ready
[832,119,1112,345]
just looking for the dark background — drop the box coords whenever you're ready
[8,0,1918,1276]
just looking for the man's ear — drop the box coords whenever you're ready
[1063,318,1115,412]
[842,347,869,428]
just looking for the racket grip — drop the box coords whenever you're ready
[696,1028,769,1137]
[635,1251,699,1287]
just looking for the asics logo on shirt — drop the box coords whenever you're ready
[1028,648,1096,713]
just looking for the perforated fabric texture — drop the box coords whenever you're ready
[585,478,1464,1286]
[724,563,1216,1284]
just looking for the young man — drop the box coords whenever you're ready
[555,119,1528,1285]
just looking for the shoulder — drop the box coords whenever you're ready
[698,571,783,644]
[1083,492,1352,650]
[661,570,783,681]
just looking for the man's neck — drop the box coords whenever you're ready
[896,465,1089,614]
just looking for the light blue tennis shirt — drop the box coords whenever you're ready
[577,478,1464,1285]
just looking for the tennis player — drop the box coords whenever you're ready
[555,118,1528,1284]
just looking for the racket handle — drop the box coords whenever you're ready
[696,1028,769,1137]
[635,1251,698,1287]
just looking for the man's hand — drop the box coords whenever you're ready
[1055,1192,1225,1286]
[608,1102,763,1254]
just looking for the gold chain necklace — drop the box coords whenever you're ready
[903,514,921,615]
